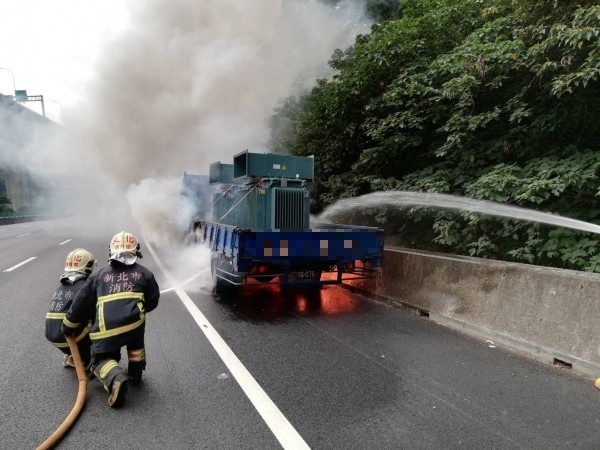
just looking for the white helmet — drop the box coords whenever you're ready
[109,231,142,264]
[64,248,97,275]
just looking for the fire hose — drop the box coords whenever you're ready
[37,336,88,450]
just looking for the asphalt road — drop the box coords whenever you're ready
[1,217,600,449]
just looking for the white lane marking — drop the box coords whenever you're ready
[58,239,72,245]
[145,240,310,450]
[17,233,31,237]
[4,257,37,272]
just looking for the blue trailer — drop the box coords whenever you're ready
[186,150,384,292]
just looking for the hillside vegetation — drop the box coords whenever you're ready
[271,0,600,272]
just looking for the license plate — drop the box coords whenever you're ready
[296,270,317,280]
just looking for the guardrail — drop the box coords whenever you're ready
[0,215,43,225]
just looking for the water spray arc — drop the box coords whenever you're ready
[318,191,600,235]
[159,268,211,294]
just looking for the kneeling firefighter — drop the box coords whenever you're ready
[45,248,97,371]
[62,231,160,408]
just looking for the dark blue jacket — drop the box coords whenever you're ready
[63,261,159,351]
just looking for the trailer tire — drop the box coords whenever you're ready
[211,258,237,298]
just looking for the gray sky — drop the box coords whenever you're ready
[0,0,130,122]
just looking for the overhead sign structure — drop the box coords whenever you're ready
[13,91,46,118]
[14,90,27,102]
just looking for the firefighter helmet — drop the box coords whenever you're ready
[64,248,97,275]
[109,231,141,257]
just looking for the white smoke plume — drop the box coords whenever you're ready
[3,0,370,259]
[78,0,368,182]
[89,0,368,245]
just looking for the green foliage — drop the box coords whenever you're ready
[271,0,600,272]
[0,197,11,213]
[538,229,600,272]
[315,0,402,21]
[365,0,402,22]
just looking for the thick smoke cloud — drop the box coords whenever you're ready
[80,0,368,244]
[78,0,368,184]
[4,0,370,258]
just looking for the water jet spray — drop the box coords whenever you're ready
[318,192,600,235]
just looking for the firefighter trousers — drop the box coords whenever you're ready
[92,327,147,392]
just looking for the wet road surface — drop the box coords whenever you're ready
[2,218,600,449]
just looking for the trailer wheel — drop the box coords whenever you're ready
[211,258,237,298]
[210,259,222,295]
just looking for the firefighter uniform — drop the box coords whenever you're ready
[45,249,96,368]
[45,273,92,366]
[63,232,159,407]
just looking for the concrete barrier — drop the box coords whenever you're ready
[347,246,600,378]
[0,215,44,225]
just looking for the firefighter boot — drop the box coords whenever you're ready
[94,359,129,408]
[84,360,95,380]
[63,354,75,368]
[108,373,129,408]
[64,354,95,379]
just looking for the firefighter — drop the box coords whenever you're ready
[45,248,96,372]
[62,231,160,408]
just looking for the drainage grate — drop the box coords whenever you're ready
[552,358,572,369]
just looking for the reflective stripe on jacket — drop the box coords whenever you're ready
[45,277,89,347]
[65,261,160,343]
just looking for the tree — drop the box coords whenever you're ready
[0,197,12,213]
[270,1,600,271]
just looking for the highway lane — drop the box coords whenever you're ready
[0,218,279,449]
[2,217,600,449]
[188,286,600,448]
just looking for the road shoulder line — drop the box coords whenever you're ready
[145,239,310,450]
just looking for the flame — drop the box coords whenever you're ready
[230,284,358,317]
